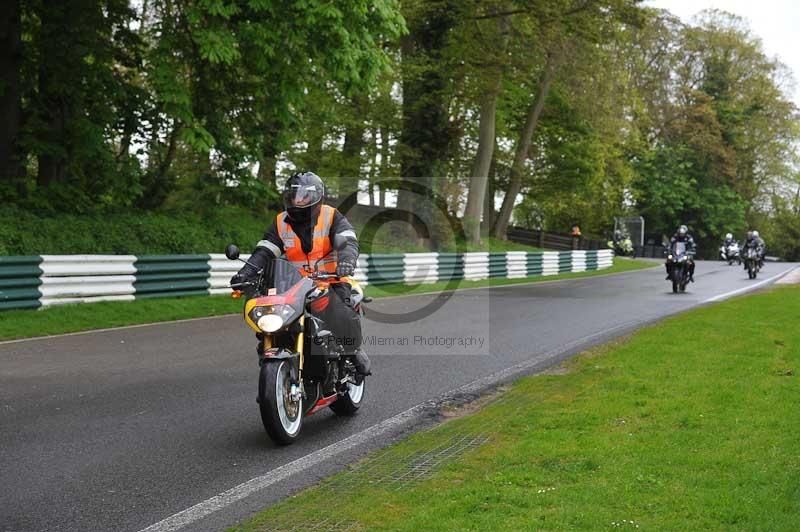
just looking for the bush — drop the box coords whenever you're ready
[0,205,272,255]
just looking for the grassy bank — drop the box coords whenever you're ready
[233,285,800,531]
[0,259,654,341]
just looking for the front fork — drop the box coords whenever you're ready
[256,315,306,401]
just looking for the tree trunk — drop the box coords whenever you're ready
[0,0,24,184]
[258,121,281,208]
[464,88,499,244]
[258,151,277,190]
[305,127,324,173]
[367,128,379,206]
[36,0,75,187]
[340,95,368,198]
[481,148,497,236]
[463,14,508,245]
[378,127,390,208]
[397,4,457,247]
[491,49,561,239]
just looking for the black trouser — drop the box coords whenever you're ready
[311,283,362,353]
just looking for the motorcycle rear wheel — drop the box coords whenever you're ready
[258,360,303,445]
[330,378,365,416]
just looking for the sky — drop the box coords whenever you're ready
[646,0,800,105]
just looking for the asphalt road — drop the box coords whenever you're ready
[1,260,795,532]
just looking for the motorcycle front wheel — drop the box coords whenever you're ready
[258,360,303,445]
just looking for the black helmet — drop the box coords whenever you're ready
[283,172,324,222]
[677,225,688,237]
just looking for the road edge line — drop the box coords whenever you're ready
[702,265,797,303]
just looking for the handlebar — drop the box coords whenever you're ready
[310,272,341,281]
[230,271,342,291]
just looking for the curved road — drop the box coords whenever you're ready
[0,260,795,532]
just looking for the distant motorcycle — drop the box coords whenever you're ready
[743,247,760,280]
[666,241,693,293]
[719,242,741,265]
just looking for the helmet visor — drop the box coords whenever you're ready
[283,183,322,208]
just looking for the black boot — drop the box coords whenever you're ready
[350,348,371,383]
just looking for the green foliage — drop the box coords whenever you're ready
[0,205,270,255]
[1,1,797,259]
[3,0,405,215]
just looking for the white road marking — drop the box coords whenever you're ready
[702,266,797,303]
[137,404,425,532]
[137,318,645,532]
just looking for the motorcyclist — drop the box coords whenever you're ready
[665,225,696,281]
[230,171,370,378]
[743,230,766,270]
[721,232,737,260]
[724,232,735,246]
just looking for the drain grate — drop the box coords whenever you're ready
[260,516,362,532]
[332,433,490,490]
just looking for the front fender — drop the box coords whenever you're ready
[260,348,299,363]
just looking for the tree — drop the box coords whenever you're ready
[0,0,24,187]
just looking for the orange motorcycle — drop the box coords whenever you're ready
[225,239,368,445]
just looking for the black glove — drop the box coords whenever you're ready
[336,258,356,277]
[230,267,256,287]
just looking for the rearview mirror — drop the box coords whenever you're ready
[225,244,240,260]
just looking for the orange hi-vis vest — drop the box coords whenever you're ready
[276,204,337,275]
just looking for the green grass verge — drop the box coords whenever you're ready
[0,295,243,341]
[0,258,655,341]
[232,285,800,531]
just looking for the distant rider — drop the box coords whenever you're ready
[665,225,696,282]
[724,232,735,246]
[721,232,737,260]
[743,230,766,270]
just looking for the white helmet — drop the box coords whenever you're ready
[753,230,759,238]
[725,233,733,240]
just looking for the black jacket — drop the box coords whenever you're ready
[241,205,359,276]
[669,234,696,255]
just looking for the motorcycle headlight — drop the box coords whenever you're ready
[250,304,296,332]
[257,314,284,333]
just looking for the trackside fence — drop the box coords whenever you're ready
[0,249,613,310]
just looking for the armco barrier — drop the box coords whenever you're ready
[0,249,614,310]
[0,256,43,310]
[133,255,211,298]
